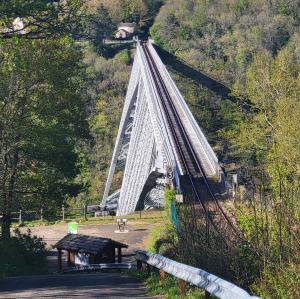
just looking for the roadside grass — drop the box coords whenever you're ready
[127,269,206,299]
[12,209,166,228]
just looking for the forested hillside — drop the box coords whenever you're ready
[0,0,299,296]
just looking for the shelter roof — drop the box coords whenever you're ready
[54,234,128,255]
[118,22,137,28]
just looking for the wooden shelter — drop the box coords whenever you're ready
[54,234,128,271]
[115,22,138,39]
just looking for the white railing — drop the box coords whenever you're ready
[136,250,260,299]
[61,263,135,273]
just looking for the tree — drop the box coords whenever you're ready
[86,4,115,54]
[0,0,85,39]
[0,37,88,239]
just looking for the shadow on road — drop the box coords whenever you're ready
[0,273,160,298]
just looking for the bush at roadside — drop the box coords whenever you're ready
[0,229,48,277]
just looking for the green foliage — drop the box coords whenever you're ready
[223,36,300,297]
[90,0,163,29]
[150,0,300,85]
[164,188,176,220]
[0,229,47,277]
[0,37,89,237]
[78,46,130,202]
[149,23,166,47]
[115,49,131,65]
[0,0,85,39]
[146,223,178,258]
[139,271,205,299]
[252,264,300,299]
[87,4,115,54]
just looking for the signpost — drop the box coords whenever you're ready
[68,221,78,234]
[115,218,128,233]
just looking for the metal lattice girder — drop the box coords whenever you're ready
[102,56,141,201]
[102,42,222,216]
[147,43,220,178]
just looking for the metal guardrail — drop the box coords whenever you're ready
[136,250,260,299]
[61,263,135,274]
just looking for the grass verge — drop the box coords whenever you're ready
[128,269,207,299]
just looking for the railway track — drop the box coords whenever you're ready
[141,43,243,244]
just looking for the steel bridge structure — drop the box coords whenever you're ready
[102,41,227,217]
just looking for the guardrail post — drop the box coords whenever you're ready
[19,209,22,224]
[159,269,165,281]
[135,249,261,299]
[62,205,65,221]
[137,260,142,271]
[178,279,186,297]
[40,208,43,221]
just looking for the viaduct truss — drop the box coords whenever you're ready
[102,42,227,217]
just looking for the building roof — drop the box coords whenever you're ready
[117,28,130,34]
[54,234,128,255]
[118,22,137,28]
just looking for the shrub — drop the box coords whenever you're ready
[164,188,176,220]
[252,263,300,299]
[146,222,178,258]
[115,49,130,65]
[144,271,205,299]
[0,229,48,277]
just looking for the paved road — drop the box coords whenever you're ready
[0,273,162,298]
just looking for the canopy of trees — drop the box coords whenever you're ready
[87,0,164,29]
[0,1,91,239]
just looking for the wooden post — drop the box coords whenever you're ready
[83,204,87,220]
[40,208,43,221]
[62,205,65,221]
[117,247,122,263]
[146,264,152,274]
[58,249,62,271]
[19,209,22,224]
[178,279,186,297]
[159,269,165,281]
[205,290,211,299]
[67,250,71,266]
[137,260,142,270]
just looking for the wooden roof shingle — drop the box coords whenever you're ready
[54,234,128,255]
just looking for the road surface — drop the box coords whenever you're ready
[0,273,162,298]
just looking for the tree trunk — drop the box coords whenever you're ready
[1,150,19,239]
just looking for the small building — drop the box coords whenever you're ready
[115,22,138,39]
[54,234,128,271]
[13,17,25,33]
[0,17,26,35]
